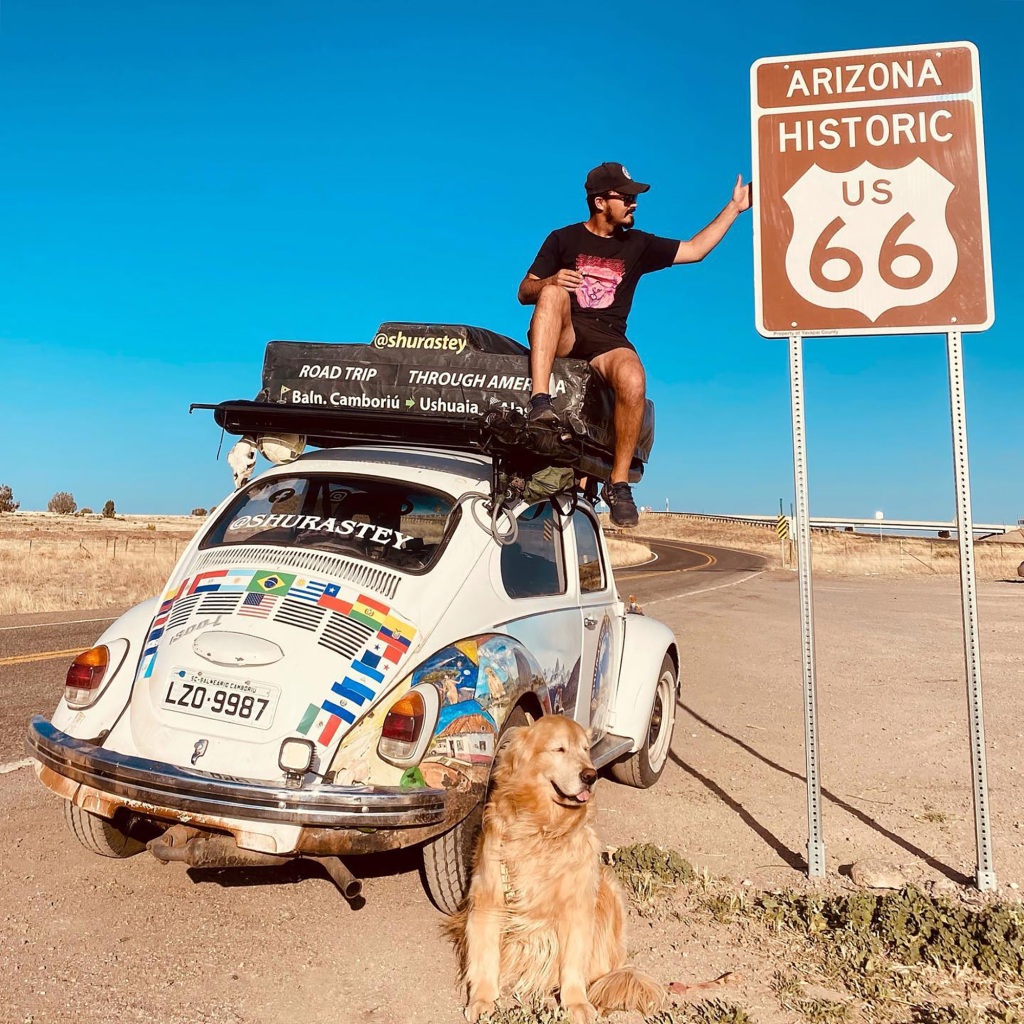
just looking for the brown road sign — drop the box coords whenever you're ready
[751,42,994,337]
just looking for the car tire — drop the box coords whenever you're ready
[609,654,677,789]
[63,800,147,859]
[420,704,530,915]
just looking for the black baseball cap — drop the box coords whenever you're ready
[584,162,651,196]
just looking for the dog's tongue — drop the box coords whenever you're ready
[575,789,591,803]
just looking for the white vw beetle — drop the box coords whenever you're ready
[28,444,678,912]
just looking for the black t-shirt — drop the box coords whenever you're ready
[527,223,679,337]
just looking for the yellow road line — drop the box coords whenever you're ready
[0,647,82,667]
[617,542,716,580]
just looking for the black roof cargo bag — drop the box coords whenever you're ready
[209,322,654,483]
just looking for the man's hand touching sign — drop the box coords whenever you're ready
[672,173,753,264]
[732,173,752,213]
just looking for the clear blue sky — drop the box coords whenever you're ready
[2,1,1020,522]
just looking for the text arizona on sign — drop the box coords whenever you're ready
[786,58,942,98]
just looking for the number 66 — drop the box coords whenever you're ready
[809,214,934,292]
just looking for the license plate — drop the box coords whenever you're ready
[162,668,280,730]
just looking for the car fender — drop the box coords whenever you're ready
[50,596,159,737]
[610,614,678,753]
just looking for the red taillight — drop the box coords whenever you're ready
[381,692,424,744]
[64,646,109,707]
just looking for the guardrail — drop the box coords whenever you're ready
[646,511,1016,538]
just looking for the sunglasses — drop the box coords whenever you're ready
[604,192,638,205]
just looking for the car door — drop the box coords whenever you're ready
[495,500,583,723]
[570,508,619,740]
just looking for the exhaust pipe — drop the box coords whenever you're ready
[147,827,362,902]
[150,832,289,869]
[310,856,362,901]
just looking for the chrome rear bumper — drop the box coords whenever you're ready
[27,716,447,828]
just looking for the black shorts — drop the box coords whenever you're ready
[568,318,636,361]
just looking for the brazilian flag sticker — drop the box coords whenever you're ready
[246,571,296,596]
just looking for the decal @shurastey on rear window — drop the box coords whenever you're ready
[202,475,456,573]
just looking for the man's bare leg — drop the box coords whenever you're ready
[589,348,646,483]
[527,285,576,399]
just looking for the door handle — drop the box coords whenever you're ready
[584,616,597,629]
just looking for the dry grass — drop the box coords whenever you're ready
[0,511,654,616]
[0,512,201,615]
[9,503,1018,617]
[631,513,1024,579]
[605,536,653,567]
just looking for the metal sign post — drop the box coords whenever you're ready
[752,42,996,888]
[946,330,996,890]
[789,333,826,878]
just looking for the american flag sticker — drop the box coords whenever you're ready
[238,593,278,618]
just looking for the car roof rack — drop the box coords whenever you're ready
[192,321,654,507]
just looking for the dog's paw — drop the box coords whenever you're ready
[566,1001,599,1024]
[464,998,496,1022]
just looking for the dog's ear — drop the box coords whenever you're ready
[495,725,528,775]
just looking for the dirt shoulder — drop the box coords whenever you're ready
[2,571,1021,1024]
[625,571,1023,891]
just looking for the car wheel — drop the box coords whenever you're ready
[609,654,677,789]
[63,800,147,859]
[420,704,530,915]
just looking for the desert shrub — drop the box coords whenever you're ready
[610,843,695,907]
[102,500,116,518]
[79,507,94,515]
[753,886,1024,981]
[0,484,18,513]
[191,507,207,516]
[648,1001,754,1024]
[48,491,77,515]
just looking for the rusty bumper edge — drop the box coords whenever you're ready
[26,716,447,829]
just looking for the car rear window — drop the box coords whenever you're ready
[202,474,456,573]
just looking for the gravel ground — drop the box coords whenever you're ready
[2,570,1021,1024]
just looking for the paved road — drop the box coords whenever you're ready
[0,540,765,764]
[0,612,120,764]
[615,536,766,606]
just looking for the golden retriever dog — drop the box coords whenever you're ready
[451,715,666,1024]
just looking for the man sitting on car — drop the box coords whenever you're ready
[518,162,750,527]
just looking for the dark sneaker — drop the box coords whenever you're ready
[527,393,560,427]
[602,481,639,528]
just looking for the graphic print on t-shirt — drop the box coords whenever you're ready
[575,255,624,310]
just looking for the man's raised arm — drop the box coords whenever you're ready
[673,174,751,265]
